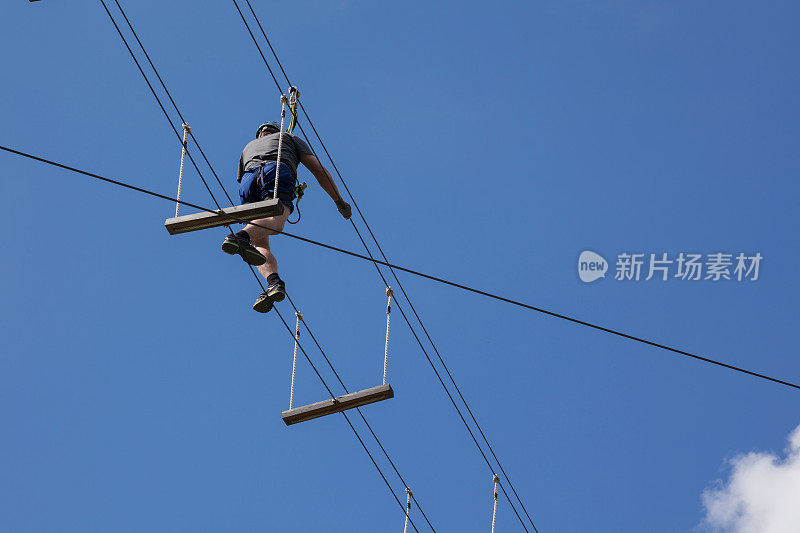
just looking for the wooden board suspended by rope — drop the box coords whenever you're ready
[164,198,284,235]
[282,383,394,426]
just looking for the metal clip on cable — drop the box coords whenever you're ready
[288,86,300,105]
[287,86,300,134]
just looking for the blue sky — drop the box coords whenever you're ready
[2,1,799,531]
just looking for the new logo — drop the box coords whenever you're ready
[578,251,608,283]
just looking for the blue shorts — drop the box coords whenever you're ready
[238,162,295,214]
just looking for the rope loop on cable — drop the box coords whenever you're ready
[290,311,303,409]
[383,286,393,385]
[403,487,413,533]
[491,474,500,533]
[269,94,289,199]
[175,122,191,217]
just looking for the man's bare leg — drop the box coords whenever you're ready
[242,208,291,284]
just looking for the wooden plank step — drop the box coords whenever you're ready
[281,383,394,426]
[164,198,284,235]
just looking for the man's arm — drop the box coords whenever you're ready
[299,153,351,219]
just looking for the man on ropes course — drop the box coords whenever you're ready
[222,120,352,313]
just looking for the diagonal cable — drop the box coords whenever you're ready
[5,142,799,392]
[5,144,799,395]
[92,4,437,527]
[283,293,438,532]
[110,0,234,206]
[98,0,227,214]
[230,5,540,529]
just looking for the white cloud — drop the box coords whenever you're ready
[701,424,800,533]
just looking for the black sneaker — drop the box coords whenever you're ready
[266,278,286,303]
[252,291,274,313]
[221,233,267,266]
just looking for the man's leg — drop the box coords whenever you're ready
[244,208,291,312]
[243,208,290,281]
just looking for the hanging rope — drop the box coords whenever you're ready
[384,287,393,385]
[272,93,289,201]
[290,311,302,409]
[491,474,500,533]
[175,122,191,216]
[403,487,413,533]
